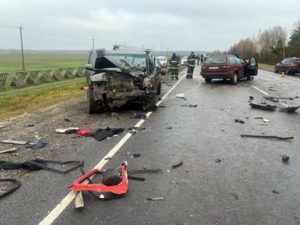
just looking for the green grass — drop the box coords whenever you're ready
[0,53,87,73]
[0,77,86,121]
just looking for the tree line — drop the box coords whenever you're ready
[227,21,300,65]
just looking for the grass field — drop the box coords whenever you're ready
[0,53,87,73]
[0,53,88,121]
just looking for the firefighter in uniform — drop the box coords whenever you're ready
[186,52,196,78]
[169,53,180,80]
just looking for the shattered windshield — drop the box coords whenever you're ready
[204,55,227,64]
[108,54,146,68]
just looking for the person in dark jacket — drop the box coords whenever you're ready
[186,52,196,78]
[168,53,180,80]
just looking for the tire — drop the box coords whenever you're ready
[87,87,97,114]
[205,78,211,83]
[156,81,161,95]
[232,73,238,85]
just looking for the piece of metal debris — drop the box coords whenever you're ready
[172,162,183,169]
[146,197,164,201]
[132,153,141,158]
[0,139,28,145]
[250,103,276,111]
[272,189,280,194]
[215,159,221,163]
[181,104,197,108]
[176,93,187,100]
[230,193,239,200]
[282,155,289,163]
[240,134,294,140]
[279,105,300,113]
[26,138,47,150]
[234,119,245,124]
[0,147,18,154]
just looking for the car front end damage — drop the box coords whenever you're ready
[87,56,159,111]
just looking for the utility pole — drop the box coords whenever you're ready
[19,24,25,71]
[92,38,95,50]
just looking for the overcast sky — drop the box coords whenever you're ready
[0,0,299,51]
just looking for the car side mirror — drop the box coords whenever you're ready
[85,64,94,71]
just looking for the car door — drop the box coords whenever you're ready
[235,57,246,77]
[247,57,258,75]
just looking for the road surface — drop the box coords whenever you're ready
[1,66,300,225]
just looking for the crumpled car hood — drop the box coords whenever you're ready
[95,56,144,78]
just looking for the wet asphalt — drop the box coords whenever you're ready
[1,66,300,225]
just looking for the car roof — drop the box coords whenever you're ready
[96,48,148,56]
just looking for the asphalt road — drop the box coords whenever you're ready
[1,66,300,225]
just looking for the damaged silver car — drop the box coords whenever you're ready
[84,47,162,113]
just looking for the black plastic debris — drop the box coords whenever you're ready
[249,96,254,101]
[240,134,294,140]
[26,138,47,150]
[87,127,124,141]
[234,119,245,124]
[272,189,280,194]
[167,127,173,130]
[250,103,277,111]
[282,155,289,163]
[172,162,183,169]
[0,159,83,174]
[0,179,21,199]
[132,153,141,158]
[215,159,221,163]
[181,104,197,108]
[64,118,71,122]
[131,113,147,119]
[27,124,35,127]
[230,193,239,200]
[279,106,300,113]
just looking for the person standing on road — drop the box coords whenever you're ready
[169,53,180,80]
[186,52,196,79]
[197,54,201,65]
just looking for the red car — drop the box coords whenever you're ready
[201,54,258,84]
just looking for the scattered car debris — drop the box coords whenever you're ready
[181,104,197,108]
[131,113,147,119]
[131,153,141,158]
[272,189,280,194]
[167,127,173,130]
[55,127,79,134]
[26,137,47,150]
[255,117,270,125]
[172,162,183,169]
[0,139,28,145]
[146,197,164,201]
[176,93,187,100]
[279,105,300,113]
[240,134,294,140]
[0,159,83,174]
[268,87,277,92]
[64,118,71,122]
[70,162,128,207]
[87,127,124,141]
[0,147,18,154]
[111,112,120,120]
[76,128,93,136]
[250,102,277,111]
[282,155,290,163]
[158,105,166,108]
[27,124,35,127]
[126,127,146,134]
[230,193,239,200]
[234,119,245,124]
[249,96,254,101]
[215,159,221,163]
[0,179,21,199]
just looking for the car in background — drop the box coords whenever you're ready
[180,56,188,65]
[85,47,161,113]
[274,57,300,75]
[155,56,168,75]
[200,54,258,84]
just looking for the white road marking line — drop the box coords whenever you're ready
[39,70,186,225]
[251,85,270,96]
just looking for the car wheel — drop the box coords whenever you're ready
[205,78,211,83]
[156,81,161,95]
[232,73,238,85]
[286,69,294,75]
[88,87,97,114]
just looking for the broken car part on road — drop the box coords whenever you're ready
[250,102,277,111]
[0,179,21,199]
[240,134,294,140]
[0,159,83,174]
[0,139,28,145]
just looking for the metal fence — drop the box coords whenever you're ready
[0,67,85,90]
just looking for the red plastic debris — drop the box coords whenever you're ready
[76,128,92,136]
